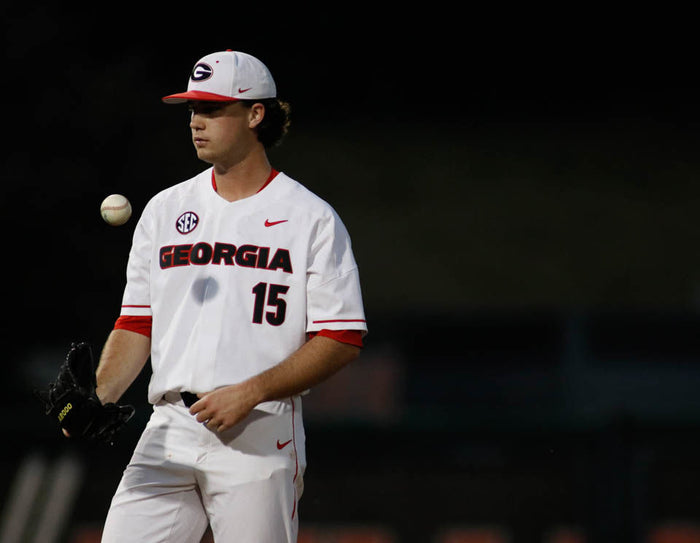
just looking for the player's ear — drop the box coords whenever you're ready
[248,103,265,129]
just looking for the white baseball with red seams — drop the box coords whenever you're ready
[100,194,132,226]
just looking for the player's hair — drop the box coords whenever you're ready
[241,98,291,149]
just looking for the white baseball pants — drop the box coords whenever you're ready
[100,394,306,542]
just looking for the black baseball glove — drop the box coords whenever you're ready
[35,342,135,445]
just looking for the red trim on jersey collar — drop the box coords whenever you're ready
[257,168,279,192]
[211,168,279,193]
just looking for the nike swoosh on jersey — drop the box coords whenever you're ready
[277,439,293,450]
[265,219,288,227]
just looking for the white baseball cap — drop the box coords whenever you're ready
[162,50,276,104]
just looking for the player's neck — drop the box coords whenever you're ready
[212,152,272,202]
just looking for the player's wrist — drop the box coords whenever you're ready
[241,374,271,406]
[95,384,119,405]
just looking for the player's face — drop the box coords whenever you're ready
[188,101,261,167]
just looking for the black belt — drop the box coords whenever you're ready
[180,391,199,407]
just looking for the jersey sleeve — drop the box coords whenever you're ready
[308,329,364,347]
[114,315,153,337]
[306,209,367,335]
[118,200,154,320]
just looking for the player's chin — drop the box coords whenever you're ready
[193,145,216,162]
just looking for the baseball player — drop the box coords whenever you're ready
[94,50,367,542]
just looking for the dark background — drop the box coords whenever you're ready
[3,5,700,543]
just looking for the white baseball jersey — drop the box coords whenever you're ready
[119,168,367,404]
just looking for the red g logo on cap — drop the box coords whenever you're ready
[190,63,213,82]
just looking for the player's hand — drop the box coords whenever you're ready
[189,382,261,433]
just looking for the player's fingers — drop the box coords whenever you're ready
[205,417,222,431]
[189,396,210,416]
[189,392,212,415]
[194,406,211,423]
[208,416,231,433]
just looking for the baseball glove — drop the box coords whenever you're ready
[35,342,135,445]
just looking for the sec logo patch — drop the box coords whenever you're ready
[176,211,199,234]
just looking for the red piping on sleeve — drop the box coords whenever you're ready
[114,315,153,338]
[308,329,364,348]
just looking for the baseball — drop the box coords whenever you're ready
[100,194,132,226]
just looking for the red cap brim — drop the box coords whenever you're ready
[162,90,241,104]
